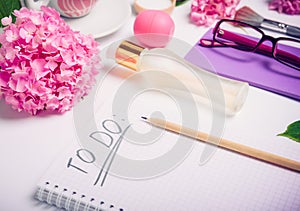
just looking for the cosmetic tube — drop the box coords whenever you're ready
[115,40,249,115]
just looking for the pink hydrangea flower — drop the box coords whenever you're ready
[0,6,101,115]
[269,0,300,15]
[190,0,241,26]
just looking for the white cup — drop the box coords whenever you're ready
[24,0,97,18]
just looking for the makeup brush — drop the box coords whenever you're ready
[234,6,300,39]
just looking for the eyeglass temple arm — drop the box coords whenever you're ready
[199,30,298,63]
[221,31,298,62]
[200,38,272,57]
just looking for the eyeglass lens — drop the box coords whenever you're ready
[214,21,263,51]
[214,20,300,70]
[275,39,300,69]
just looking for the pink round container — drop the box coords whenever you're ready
[133,10,175,48]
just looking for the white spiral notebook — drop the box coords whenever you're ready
[33,111,300,210]
[33,130,300,211]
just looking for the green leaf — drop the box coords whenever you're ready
[0,0,21,28]
[176,0,189,6]
[278,120,300,143]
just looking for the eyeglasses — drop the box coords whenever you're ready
[199,19,300,71]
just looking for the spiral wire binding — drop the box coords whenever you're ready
[35,182,123,211]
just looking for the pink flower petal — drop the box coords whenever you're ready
[45,61,58,71]
[0,72,10,87]
[8,72,29,92]
[57,86,72,99]
[45,96,59,110]
[5,30,18,42]
[1,16,12,26]
[5,95,20,110]
[31,59,49,80]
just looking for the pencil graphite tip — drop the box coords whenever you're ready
[141,116,148,120]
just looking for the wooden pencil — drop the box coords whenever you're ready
[142,116,300,172]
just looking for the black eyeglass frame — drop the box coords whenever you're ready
[202,19,300,71]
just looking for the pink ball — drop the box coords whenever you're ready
[133,10,175,48]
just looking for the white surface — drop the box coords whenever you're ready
[0,0,300,211]
[64,0,132,38]
[135,0,173,10]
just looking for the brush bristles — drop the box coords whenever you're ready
[234,6,264,27]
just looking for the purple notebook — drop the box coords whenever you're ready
[185,29,300,101]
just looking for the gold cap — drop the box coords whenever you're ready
[115,40,145,71]
[134,0,176,14]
